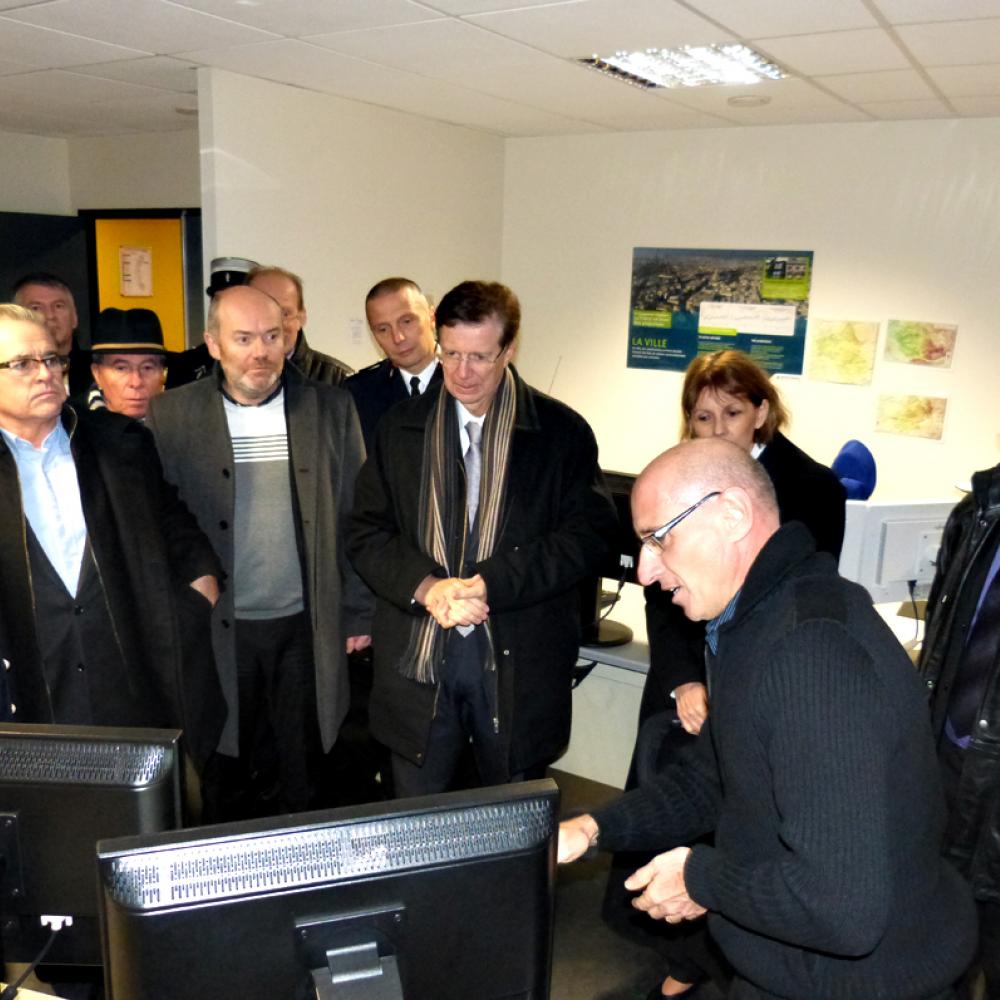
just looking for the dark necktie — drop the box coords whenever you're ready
[947,564,1000,739]
[409,376,421,397]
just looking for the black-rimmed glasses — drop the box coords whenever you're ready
[0,354,70,378]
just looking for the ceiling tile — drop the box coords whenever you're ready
[0,0,988,139]
[874,0,1000,25]
[311,18,728,123]
[652,75,854,114]
[929,62,1000,95]
[755,28,911,75]
[0,57,37,76]
[79,89,200,131]
[816,68,936,102]
[858,97,954,118]
[0,15,148,67]
[468,0,731,58]
[719,102,871,124]
[895,18,1000,65]
[421,0,579,12]
[178,37,599,136]
[578,95,733,130]
[951,93,1000,114]
[688,0,877,38]
[4,0,278,55]
[70,55,198,92]
[0,69,169,114]
[169,0,443,36]
[0,108,99,138]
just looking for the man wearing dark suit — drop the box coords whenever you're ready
[147,285,371,819]
[0,303,225,766]
[345,277,441,452]
[248,265,353,386]
[348,280,615,796]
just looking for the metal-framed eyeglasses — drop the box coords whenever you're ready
[0,354,70,378]
[435,346,505,370]
[639,491,721,553]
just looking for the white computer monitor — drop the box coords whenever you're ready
[838,498,958,604]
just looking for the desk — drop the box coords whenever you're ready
[560,584,648,788]
[1,983,66,998]
[557,583,924,789]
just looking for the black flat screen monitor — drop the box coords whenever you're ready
[97,779,558,1000]
[580,469,640,647]
[0,723,182,967]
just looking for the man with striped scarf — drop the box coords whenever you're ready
[349,280,616,796]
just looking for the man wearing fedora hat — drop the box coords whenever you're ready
[90,307,168,421]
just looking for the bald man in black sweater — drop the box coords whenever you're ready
[560,439,975,1000]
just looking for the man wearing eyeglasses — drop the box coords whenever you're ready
[0,303,225,767]
[348,280,616,797]
[559,438,976,1000]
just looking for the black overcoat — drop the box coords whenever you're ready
[347,367,615,773]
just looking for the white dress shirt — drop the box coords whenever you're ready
[1,423,87,594]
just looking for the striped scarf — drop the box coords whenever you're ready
[401,367,517,683]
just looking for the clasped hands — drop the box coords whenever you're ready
[624,847,707,923]
[558,816,706,925]
[416,573,489,629]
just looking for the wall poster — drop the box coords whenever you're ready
[627,247,813,374]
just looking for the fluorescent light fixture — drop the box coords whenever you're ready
[581,44,786,89]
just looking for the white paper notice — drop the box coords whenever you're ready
[698,301,796,337]
[119,246,153,297]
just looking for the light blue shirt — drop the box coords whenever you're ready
[1,422,87,595]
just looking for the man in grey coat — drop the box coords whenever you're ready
[147,285,371,820]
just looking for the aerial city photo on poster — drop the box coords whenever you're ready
[627,246,814,374]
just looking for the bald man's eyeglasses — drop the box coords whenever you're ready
[639,491,721,553]
[0,354,70,378]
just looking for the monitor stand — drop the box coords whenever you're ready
[310,943,403,1000]
[578,577,633,648]
[299,905,405,1000]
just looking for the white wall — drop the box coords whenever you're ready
[501,118,1000,499]
[0,129,71,215]
[199,69,506,368]
[68,131,201,209]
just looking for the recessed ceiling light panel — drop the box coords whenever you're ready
[580,44,786,90]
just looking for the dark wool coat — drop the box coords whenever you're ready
[347,368,616,774]
[146,365,371,757]
[0,406,225,765]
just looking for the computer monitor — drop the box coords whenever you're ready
[838,498,958,604]
[97,779,558,1000]
[580,470,640,647]
[0,723,182,967]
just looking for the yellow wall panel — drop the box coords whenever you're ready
[94,218,185,351]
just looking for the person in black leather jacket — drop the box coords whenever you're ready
[919,461,1000,999]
